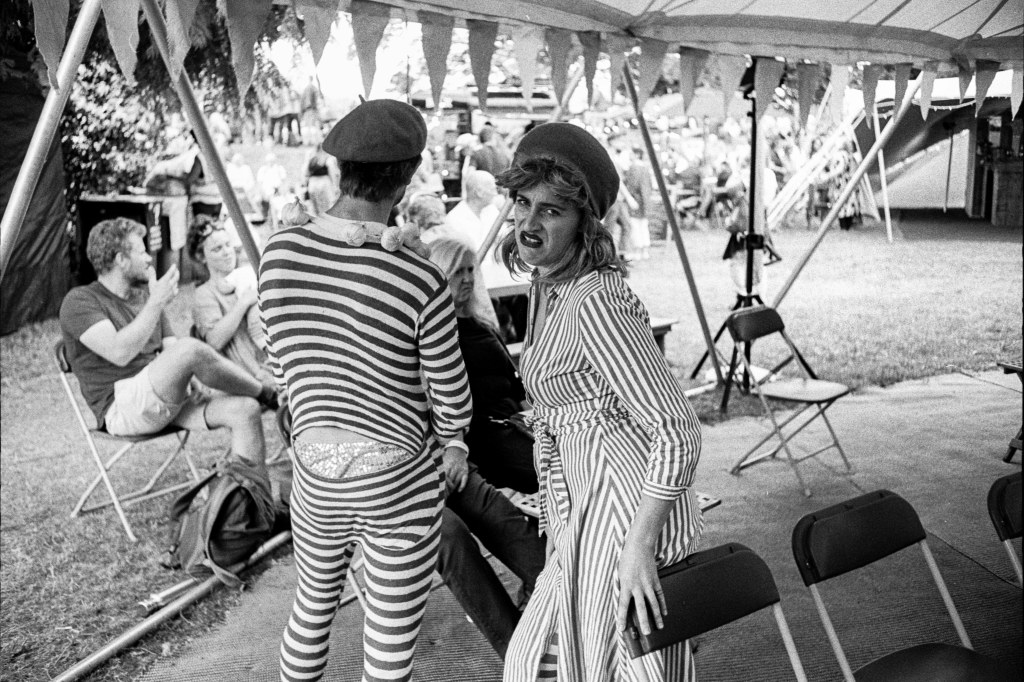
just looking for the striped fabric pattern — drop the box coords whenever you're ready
[505,270,703,682]
[280,449,444,681]
[259,215,472,451]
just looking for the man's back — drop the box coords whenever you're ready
[59,281,169,426]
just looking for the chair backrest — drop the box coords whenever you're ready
[627,543,780,652]
[727,305,785,343]
[988,472,1022,542]
[792,490,926,586]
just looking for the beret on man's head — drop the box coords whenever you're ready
[513,122,620,219]
[323,99,427,162]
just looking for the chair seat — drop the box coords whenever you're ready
[92,424,187,443]
[856,642,1017,682]
[761,378,849,403]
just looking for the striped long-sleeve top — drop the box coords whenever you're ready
[523,269,701,500]
[258,215,472,454]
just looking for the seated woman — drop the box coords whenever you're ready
[187,215,274,393]
[427,235,545,659]
[429,237,537,493]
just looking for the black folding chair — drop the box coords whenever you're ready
[988,472,1023,587]
[725,305,852,496]
[626,542,807,681]
[55,341,202,542]
[792,490,1016,681]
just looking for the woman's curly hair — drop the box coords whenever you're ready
[496,156,622,284]
[186,213,223,261]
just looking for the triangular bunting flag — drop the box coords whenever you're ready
[32,0,69,90]
[796,61,818,129]
[717,54,747,118]
[861,64,883,116]
[165,0,200,83]
[677,47,709,113]
[754,57,785,121]
[956,57,974,101]
[974,59,1000,114]
[1012,65,1023,118]
[224,0,273,96]
[920,61,939,118]
[101,0,141,86]
[577,31,602,107]
[546,28,573,105]
[893,63,912,108]
[510,24,544,112]
[419,11,454,111]
[605,34,633,103]
[296,0,336,67]
[467,19,499,111]
[826,63,849,126]
[635,39,668,109]
[350,0,392,98]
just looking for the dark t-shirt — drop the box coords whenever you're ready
[456,316,524,427]
[59,281,172,427]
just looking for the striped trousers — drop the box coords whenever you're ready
[279,448,444,681]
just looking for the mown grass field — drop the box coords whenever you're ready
[1,210,1020,680]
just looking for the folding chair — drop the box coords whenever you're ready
[792,489,1017,681]
[987,472,1023,587]
[55,341,202,542]
[625,542,807,682]
[725,305,852,496]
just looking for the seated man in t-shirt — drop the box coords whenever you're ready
[59,218,278,471]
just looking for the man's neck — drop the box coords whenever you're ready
[96,270,132,299]
[326,195,395,225]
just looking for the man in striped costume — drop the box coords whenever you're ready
[261,99,473,682]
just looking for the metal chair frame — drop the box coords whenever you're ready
[56,341,202,542]
[987,472,1023,587]
[726,306,852,496]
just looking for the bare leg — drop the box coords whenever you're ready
[201,395,267,469]
[148,338,262,404]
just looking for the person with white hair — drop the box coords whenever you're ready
[444,169,500,251]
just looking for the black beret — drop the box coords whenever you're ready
[323,99,427,162]
[513,122,620,219]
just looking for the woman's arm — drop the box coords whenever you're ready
[195,286,257,351]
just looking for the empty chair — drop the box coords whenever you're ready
[724,305,852,496]
[626,542,807,681]
[56,341,202,542]
[792,489,1016,681]
[987,472,1023,587]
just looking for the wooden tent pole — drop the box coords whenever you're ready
[773,75,922,308]
[872,107,894,242]
[623,59,724,386]
[0,0,103,285]
[139,0,261,269]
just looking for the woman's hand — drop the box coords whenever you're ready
[238,286,259,309]
[439,444,469,495]
[616,534,666,637]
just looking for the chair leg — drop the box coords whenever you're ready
[817,408,853,473]
[1004,427,1022,462]
[1003,540,1023,587]
[72,442,133,517]
[78,434,196,513]
[772,603,808,682]
[74,440,138,542]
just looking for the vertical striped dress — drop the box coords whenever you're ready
[259,214,473,682]
[504,269,703,682]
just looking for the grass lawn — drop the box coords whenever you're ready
[1,210,1021,680]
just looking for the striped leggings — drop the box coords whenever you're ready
[279,447,444,681]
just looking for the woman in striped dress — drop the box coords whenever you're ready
[497,124,704,682]
[260,99,473,682]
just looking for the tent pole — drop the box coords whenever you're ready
[0,0,103,285]
[872,107,893,242]
[623,59,724,386]
[772,75,922,309]
[943,123,955,213]
[138,0,261,269]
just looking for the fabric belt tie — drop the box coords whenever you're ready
[526,408,629,536]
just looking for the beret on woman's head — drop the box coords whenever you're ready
[512,122,620,220]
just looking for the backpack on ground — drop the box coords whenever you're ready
[163,459,278,587]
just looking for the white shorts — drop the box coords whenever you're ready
[104,365,209,437]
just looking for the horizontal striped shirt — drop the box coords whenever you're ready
[259,215,472,454]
